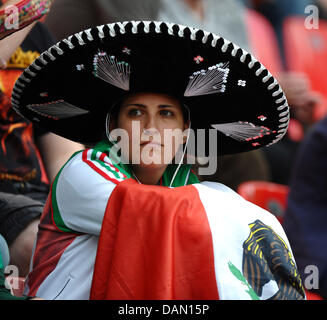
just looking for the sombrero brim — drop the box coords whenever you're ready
[11,21,289,155]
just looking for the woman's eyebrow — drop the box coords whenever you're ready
[158,104,178,109]
[123,103,178,109]
[123,103,146,108]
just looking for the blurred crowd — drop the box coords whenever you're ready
[1,0,327,299]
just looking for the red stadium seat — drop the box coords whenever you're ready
[245,9,283,75]
[237,181,288,224]
[283,16,327,121]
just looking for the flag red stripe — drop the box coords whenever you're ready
[90,179,219,300]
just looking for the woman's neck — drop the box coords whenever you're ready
[131,165,167,185]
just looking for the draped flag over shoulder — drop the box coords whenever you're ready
[90,180,305,300]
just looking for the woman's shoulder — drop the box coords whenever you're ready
[56,148,130,186]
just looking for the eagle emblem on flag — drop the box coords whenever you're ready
[230,219,305,300]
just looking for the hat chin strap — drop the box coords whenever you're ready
[169,104,192,187]
[105,112,115,143]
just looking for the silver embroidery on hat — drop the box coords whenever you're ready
[184,62,230,97]
[93,50,130,91]
[26,100,90,120]
[212,121,276,142]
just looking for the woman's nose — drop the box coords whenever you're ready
[141,127,160,142]
[143,115,159,133]
[141,116,161,141]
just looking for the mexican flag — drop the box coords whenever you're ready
[90,179,305,300]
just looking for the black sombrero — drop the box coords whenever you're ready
[11,21,289,155]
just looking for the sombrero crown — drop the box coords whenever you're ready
[11,20,289,155]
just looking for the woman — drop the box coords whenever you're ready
[12,21,305,300]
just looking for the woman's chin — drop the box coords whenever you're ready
[135,147,172,169]
[136,161,168,171]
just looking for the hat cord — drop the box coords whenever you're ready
[105,112,114,143]
[169,121,191,188]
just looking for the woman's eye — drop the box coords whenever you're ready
[160,109,174,117]
[128,109,142,116]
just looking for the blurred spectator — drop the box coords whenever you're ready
[262,70,319,185]
[283,115,327,299]
[277,72,319,126]
[0,10,84,277]
[0,0,52,40]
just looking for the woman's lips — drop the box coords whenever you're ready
[140,141,163,147]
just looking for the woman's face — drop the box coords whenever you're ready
[110,92,189,169]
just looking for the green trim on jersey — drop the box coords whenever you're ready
[92,140,131,179]
[90,149,122,180]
